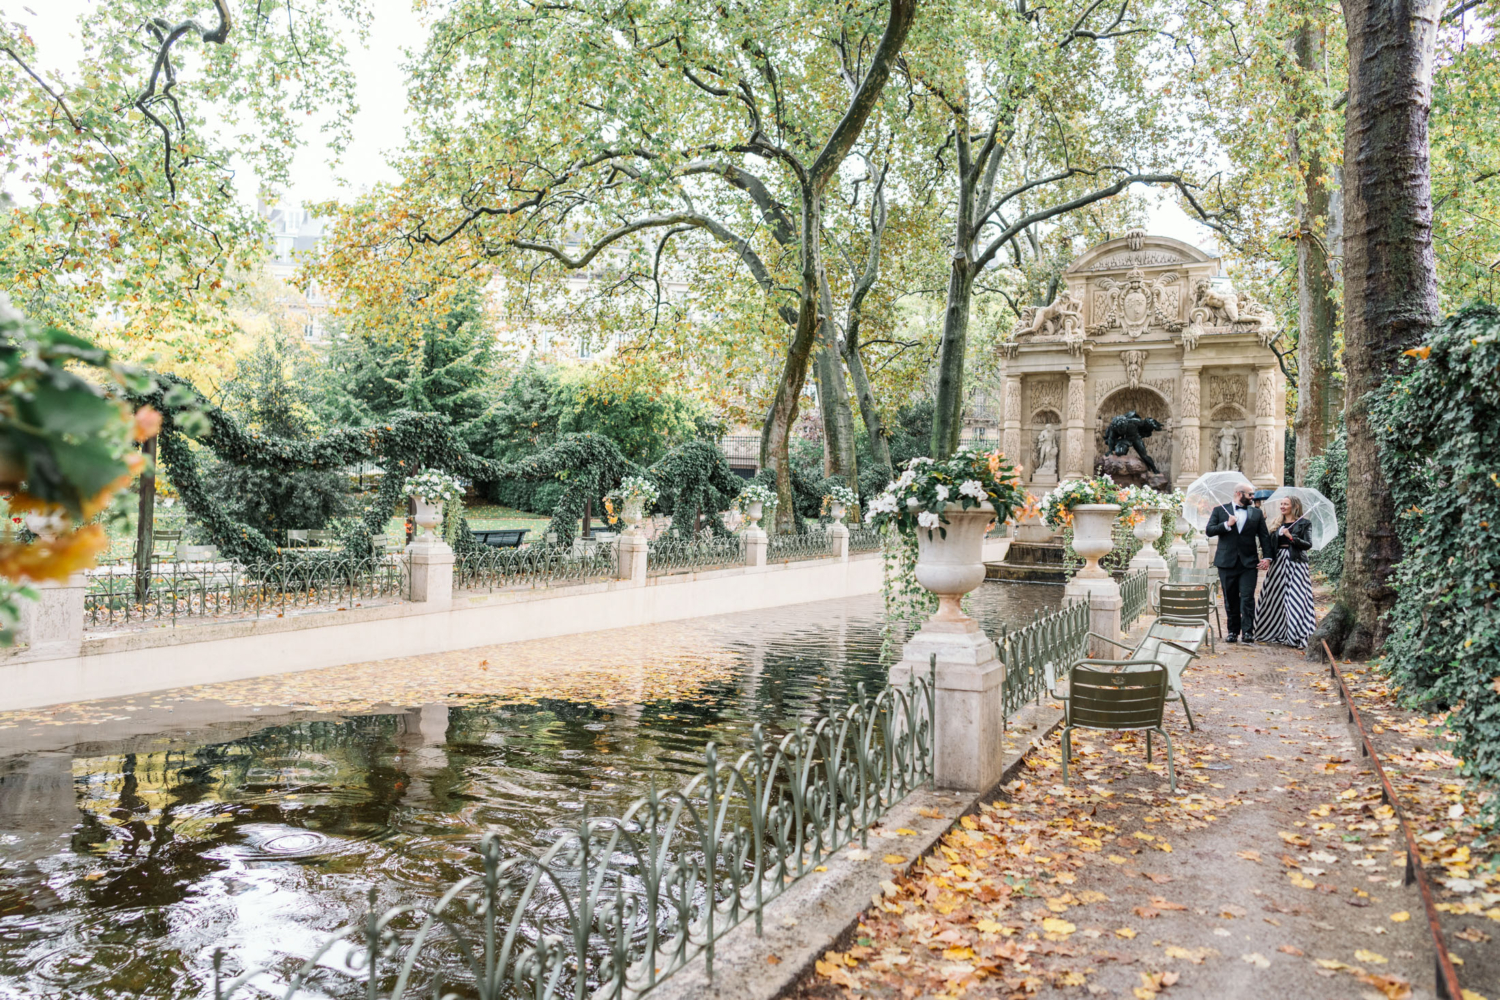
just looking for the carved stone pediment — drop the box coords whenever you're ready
[1091,267,1181,339]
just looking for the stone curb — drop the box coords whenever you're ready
[644,699,1066,1000]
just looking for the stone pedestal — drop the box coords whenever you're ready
[890,618,1006,793]
[742,527,767,570]
[1128,510,1170,606]
[828,522,849,560]
[1065,574,1122,656]
[1193,535,1211,570]
[617,533,647,584]
[407,540,454,608]
[15,574,85,659]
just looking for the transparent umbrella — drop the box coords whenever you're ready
[1181,471,1255,531]
[1266,486,1340,551]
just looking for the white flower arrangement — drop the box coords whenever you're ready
[864,448,1025,537]
[734,483,780,512]
[1118,484,1176,511]
[821,483,858,515]
[611,475,660,506]
[403,469,464,505]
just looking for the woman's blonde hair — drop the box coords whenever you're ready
[1270,495,1304,532]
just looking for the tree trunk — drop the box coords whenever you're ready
[931,258,975,459]
[761,197,825,532]
[1337,0,1444,658]
[842,314,892,471]
[814,270,859,487]
[1292,23,1339,487]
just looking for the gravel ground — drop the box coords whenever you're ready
[785,620,1498,1000]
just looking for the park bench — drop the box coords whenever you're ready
[1051,661,1178,792]
[472,528,529,548]
[1049,617,1206,731]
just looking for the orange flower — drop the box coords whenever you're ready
[132,406,162,442]
[0,524,110,582]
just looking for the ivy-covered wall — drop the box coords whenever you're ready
[1374,306,1500,814]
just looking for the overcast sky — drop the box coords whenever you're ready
[14,1,1215,248]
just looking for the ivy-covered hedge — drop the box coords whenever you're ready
[134,374,641,563]
[1374,306,1500,811]
[646,440,741,538]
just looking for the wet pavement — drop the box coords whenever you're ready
[0,583,1060,999]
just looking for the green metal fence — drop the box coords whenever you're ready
[848,525,883,553]
[645,534,746,576]
[210,668,936,1000]
[456,541,616,592]
[997,595,1092,721]
[766,530,836,563]
[84,554,410,630]
[1120,567,1149,630]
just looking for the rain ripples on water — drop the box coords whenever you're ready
[0,586,1057,998]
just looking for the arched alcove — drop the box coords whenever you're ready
[1095,386,1173,478]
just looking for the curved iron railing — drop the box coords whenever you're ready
[84,554,410,629]
[765,530,835,563]
[456,541,617,592]
[997,595,1092,720]
[1120,567,1149,629]
[847,525,883,553]
[212,668,936,1000]
[645,534,746,577]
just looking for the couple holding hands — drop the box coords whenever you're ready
[1205,484,1316,648]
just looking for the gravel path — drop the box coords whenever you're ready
[787,626,1498,999]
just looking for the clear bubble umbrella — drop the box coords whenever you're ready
[1266,486,1340,550]
[1181,470,1255,531]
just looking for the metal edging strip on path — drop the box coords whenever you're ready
[1320,639,1464,1000]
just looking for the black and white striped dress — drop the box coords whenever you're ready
[1257,521,1316,649]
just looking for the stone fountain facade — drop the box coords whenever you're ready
[998,232,1287,497]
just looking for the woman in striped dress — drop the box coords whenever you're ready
[1256,496,1316,648]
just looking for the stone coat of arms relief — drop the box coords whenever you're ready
[1090,267,1182,339]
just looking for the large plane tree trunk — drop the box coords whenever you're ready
[1336,0,1444,658]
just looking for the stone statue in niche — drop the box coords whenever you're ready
[1214,421,1241,472]
[1034,423,1060,479]
[1103,410,1166,474]
[1014,287,1083,340]
[1121,349,1147,390]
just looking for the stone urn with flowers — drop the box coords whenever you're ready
[872,449,1026,793]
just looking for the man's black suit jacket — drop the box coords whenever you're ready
[1205,503,1273,569]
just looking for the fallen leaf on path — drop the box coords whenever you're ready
[1237,850,1261,862]
[1354,948,1388,965]
[1389,911,1410,922]
[1241,952,1270,968]
[1278,945,1304,956]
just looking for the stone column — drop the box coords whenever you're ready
[743,527,767,570]
[1253,364,1279,486]
[891,620,1005,792]
[1063,370,1088,479]
[828,521,849,561]
[407,534,454,609]
[1177,365,1202,490]
[14,574,86,660]
[617,533,648,584]
[1001,375,1022,473]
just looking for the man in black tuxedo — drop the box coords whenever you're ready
[1205,483,1273,643]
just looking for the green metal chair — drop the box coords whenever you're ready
[1083,620,1203,731]
[285,529,311,547]
[1054,662,1177,792]
[1158,581,1221,645]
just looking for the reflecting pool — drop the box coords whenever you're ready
[0,584,1058,998]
